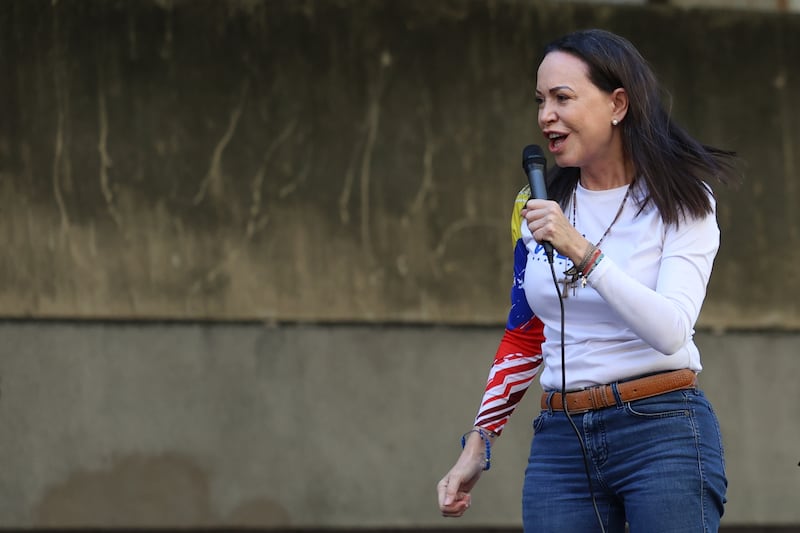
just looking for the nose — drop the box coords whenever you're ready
[538,102,557,127]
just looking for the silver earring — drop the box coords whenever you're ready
[612,119,619,126]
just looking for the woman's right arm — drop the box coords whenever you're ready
[437,191,546,516]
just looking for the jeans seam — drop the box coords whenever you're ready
[686,394,709,532]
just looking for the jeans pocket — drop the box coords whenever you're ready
[533,411,548,433]
[623,391,691,419]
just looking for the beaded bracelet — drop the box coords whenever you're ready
[563,243,598,280]
[580,247,603,277]
[583,250,606,279]
[580,252,605,288]
[575,243,599,274]
[461,428,492,471]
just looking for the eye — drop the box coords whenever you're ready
[556,93,570,103]
[534,95,544,106]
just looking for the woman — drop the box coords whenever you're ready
[436,29,738,532]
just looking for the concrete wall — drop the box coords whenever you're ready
[3,0,799,328]
[0,0,798,529]
[0,323,797,528]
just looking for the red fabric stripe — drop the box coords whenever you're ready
[494,318,545,363]
[473,317,546,435]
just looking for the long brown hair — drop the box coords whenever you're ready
[541,29,739,225]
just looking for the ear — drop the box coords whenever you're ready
[610,87,629,123]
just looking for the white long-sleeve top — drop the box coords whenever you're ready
[522,180,719,391]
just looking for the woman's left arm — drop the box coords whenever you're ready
[588,210,720,355]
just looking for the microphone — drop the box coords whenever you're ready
[522,145,554,263]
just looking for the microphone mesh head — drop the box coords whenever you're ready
[522,144,546,167]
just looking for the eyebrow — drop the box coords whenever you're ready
[535,85,574,96]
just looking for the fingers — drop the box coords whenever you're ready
[525,198,551,212]
[524,200,554,234]
[523,199,568,247]
[437,476,472,517]
[440,491,472,517]
[436,476,455,506]
[523,199,559,223]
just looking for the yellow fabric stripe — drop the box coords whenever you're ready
[510,186,530,247]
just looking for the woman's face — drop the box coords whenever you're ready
[535,51,619,170]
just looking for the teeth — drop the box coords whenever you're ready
[549,133,561,139]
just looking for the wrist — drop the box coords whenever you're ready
[563,240,596,280]
[461,428,493,471]
[557,230,593,265]
[570,239,595,267]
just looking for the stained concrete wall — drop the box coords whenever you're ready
[0,323,797,528]
[2,0,799,328]
[0,0,799,529]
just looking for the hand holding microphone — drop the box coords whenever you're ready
[521,145,589,267]
[522,144,555,263]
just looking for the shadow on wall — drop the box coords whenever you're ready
[27,447,800,533]
[33,453,290,528]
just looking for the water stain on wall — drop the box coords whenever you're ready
[33,452,290,528]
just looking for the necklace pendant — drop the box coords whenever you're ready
[559,277,570,299]
[558,276,579,299]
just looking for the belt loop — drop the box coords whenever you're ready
[545,391,555,414]
[611,382,623,407]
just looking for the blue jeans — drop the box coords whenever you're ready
[522,388,727,532]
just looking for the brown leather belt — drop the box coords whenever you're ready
[541,369,697,414]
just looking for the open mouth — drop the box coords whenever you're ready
[548,132,568,150]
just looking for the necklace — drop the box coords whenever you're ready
[558,183,630,298]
